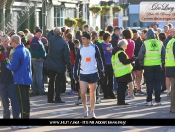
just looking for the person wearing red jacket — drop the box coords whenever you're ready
[66,33,76,95]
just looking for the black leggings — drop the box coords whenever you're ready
[117,82,127,104]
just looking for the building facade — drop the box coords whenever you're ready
[0,0,129,34]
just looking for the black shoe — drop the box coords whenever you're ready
[117,103,129,105]
[55,100,65,103]
[109,96,116,99]
[47,100,55,103]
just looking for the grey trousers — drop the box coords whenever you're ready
[170,77,175,112]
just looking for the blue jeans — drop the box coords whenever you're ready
[114,75,118,91]
[144,66,161,102]
[0,83,20,118]
[31,60,45,94]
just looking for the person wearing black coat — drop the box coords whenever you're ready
[112,39,137,105]
[110,27,121,48]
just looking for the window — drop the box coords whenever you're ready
[54,6,76,27]
[54,6,64,27]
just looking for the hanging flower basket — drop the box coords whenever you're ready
[101,5,110,15]
[113,5,122,13]
[75,17,87,28]
[65,17,77,27]
[89,5,102,14]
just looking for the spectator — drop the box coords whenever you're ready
[74,39,82,105]
[46,29,50,40]
[122,29,135,98]
[101,32,116,99]
[111,26,121,48]
[30,29,46,95]
[159,33,166,42]
[0,35,20,120]
[17,31,27,46]
[106,26,113,35]
[164,25,170,37]
[112,39,137,105]
[75,31,82,44]
[24,28,30,41]
[141,29,148,41]
[84,25,90,34]
[138,28,165,106]
[6,35,32,128]
[98,30,105,43]
[158,33,166,93]
[164,28,174,47]
[66,33,76,95]
[157,28,162,34]
[26,33,34,49]
[153,25,158,32]
[33,26,40,34]
[41,37,49,80]
[164,28,175,97]
[132,29,145,96]
[65,29,72,35]
[168,23,173,30]
[95,26,101,32]
[45,27,71,103]
[165,28,175,112]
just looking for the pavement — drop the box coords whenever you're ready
[0,82,175,132]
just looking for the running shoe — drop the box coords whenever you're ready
[90,112,96,119]
[142,101,153,106]
[83,107,88,117]
[125,94,135,100]
[135,90,146,95]
[154,102,161,106]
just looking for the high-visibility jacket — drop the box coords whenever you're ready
[165,38,175,67]
[144,39,162,66]
[112,50,132,77]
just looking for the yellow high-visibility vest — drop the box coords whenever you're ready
[144,39,162,66]
[111,50,132,77]
[165,38,175,67]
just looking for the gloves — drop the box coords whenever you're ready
[5,58,10,63]
[74,75,79,82]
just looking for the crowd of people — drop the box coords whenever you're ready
[0,22,175,128]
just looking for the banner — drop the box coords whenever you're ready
[0,119,175,126]
[140,2,175,22]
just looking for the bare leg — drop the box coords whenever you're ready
[89,83,97,113]
[135,70,142,90]
[128,82,134,95]
[79,81,88,109]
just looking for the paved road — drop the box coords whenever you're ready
[0,83,175,132]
